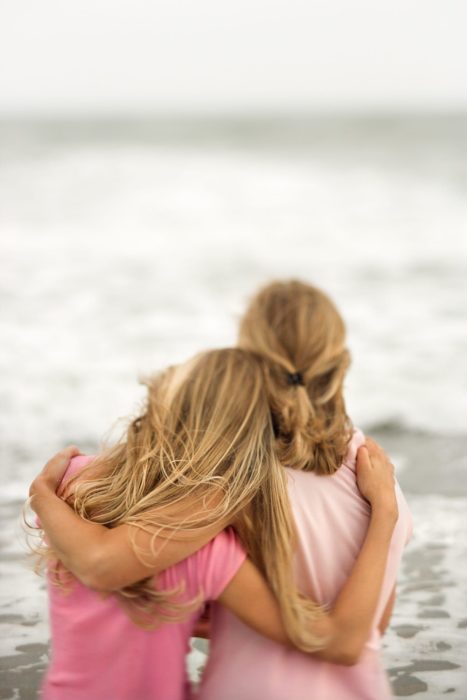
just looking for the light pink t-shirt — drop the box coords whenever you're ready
[41,456,246,700]
[198,429,413,700]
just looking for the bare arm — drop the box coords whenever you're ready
[28,447,229,590]
[218,439,398,664]
[217,558,288,643]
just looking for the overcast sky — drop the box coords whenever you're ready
[1,0,466,115]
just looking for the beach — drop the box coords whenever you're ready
[1,427,466,698]
[0,116,466,698]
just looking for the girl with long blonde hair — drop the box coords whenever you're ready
[30,346,397,699]
[197,280,412,700]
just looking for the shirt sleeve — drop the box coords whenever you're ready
[195,528,247,601]
[57,454,95,493]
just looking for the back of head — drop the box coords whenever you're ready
[239,279,352,475]
[50,345,326,650]
[77,347,277,529]
[144,346,276,511]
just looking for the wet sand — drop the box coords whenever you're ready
[372,426,467,697]
[1,427,466,698]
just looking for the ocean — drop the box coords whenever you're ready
[1,115,466,698]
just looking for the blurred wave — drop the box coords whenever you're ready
[1,116,466,486]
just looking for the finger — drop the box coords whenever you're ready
[48,446,80,464]
[44,446,80,472]
[365,437,388,460]
[356,444,371,471]
[365,436,381,451]
[60,445,81,457]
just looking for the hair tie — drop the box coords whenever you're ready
[132,416,144,432]
[287,371,305,387]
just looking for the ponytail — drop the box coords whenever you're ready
[240,280,352,475]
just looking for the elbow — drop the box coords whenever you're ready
[315,621,363,666]
[80,571,114,592]
[331,646,361,666]
[332,633,366,666]
[76,554,120,592]
[319,637,364,666]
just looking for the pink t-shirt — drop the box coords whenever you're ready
[198,429,413,700]
[41,456,246,700]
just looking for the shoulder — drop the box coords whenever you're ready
[199,528,245,563]
[57,455,96,496]
[192,528,247,601]
[342,427,366,468]
[68,455,95,473]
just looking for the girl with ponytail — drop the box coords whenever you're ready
[197,280,412,700]
[239,279,352,476]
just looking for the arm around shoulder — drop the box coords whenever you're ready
[31,484,228,590]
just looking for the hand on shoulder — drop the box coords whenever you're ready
[29,445,81,506]
[356,437,398,523]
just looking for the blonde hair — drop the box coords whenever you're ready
[239,280,352,475]
[32,348,325,651]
